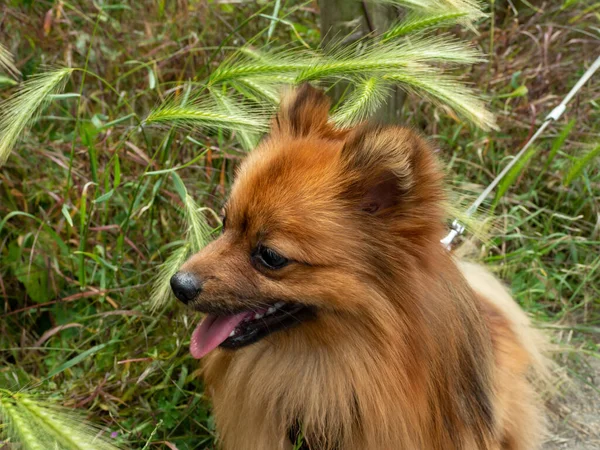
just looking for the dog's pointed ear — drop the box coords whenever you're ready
[340,125,438,215]
[271,83,339,138]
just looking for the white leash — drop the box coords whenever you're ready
[441,54,600,250]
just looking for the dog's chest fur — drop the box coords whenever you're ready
[202,309,497,450]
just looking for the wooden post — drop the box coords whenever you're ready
[318,0,406,124]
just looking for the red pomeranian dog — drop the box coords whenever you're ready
[170,84,550,450]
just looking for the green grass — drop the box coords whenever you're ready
[0,1,599,449]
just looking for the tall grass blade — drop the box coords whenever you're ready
[211,89,262,150]
[564,143,600,186]
[208,48,313,85]
[0,43,20,78]
[184,195,214,253]
[18,397,120,450]
[170,172,214,250]
[0,75,18,88]
[47,343,110,378]
[0,391,120,450]
[149,244,190,311]
[143,96,267,132]
[385,69,495,130]
[0,398,46,450]
[149,182,214,311]
[210,60,309,85]
[381,0,485,18]
[231,77,288,104]
[207,36,489,128]
[492,145,538,208]
[531,119,576,190]
[171,172,188,203]
[297,37,482,82]
[0,67,72,166]
[546,118,576,170]
[332,77,390,127]
[383,12,468,41]
[212,37,480,85]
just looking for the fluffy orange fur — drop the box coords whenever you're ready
[179,84,549,449]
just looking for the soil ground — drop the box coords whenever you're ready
[545,357,600,449]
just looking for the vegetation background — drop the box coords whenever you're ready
[0,0,598,449]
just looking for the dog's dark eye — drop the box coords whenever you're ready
[255,245,288,270]
[221,216,227,233]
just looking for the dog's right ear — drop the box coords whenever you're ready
[339,124,443,217]
[271,83,344,139]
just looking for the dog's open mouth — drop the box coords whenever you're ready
[189,302,316,358]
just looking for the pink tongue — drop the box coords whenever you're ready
[190,311,253,359]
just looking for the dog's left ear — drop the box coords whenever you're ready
[271,83,344,139]
[340,124,435,215]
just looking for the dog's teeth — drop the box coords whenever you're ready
[229,330,236,337]
[274,302,285,308]
[254,313,264,320]
[266,307,276,315]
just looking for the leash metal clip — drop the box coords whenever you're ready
[440,220,465,250]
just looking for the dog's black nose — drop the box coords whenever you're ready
[170,272,202,304]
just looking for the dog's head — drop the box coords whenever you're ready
[170,84,446,358]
